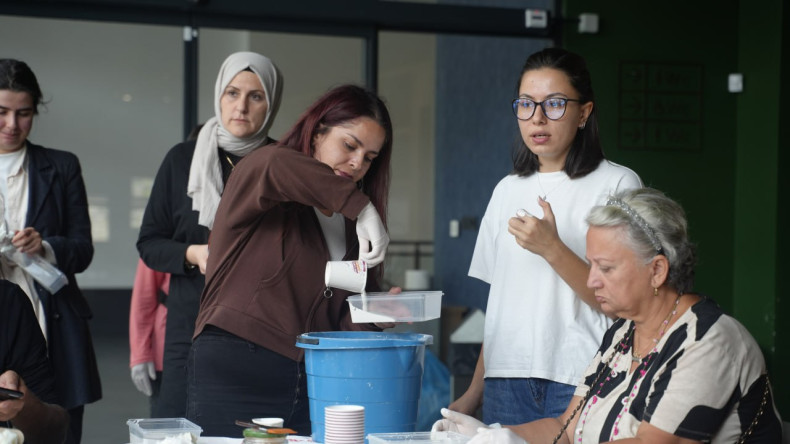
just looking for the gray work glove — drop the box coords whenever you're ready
[130,362,156,397]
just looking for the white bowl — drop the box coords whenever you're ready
[252,418,284,428]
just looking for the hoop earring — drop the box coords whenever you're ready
[578,121,587,130]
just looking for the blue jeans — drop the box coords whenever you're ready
[483,378,575,425]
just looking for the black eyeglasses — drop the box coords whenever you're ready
[511,97,582,121]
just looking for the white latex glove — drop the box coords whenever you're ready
[355,202,389,267]
[431,408,489,437]
[0,428,24,444]
[468,427,528,444]
[130,362,156,397]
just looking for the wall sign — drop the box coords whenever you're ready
[618,61,703,151]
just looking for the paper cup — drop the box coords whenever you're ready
[325,260,367,293]
[325,404,365,415]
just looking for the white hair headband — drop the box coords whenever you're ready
[606,196,665,255]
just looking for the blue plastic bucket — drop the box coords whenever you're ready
[296,331,433,444]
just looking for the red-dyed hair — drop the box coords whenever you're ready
[277,84,393,227]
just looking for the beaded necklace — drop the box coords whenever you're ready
[550,326,633,444]
[575,294,681,442]
[631,294,680,362]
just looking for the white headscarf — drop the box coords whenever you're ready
[187,51,283,229]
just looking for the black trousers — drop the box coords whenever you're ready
[186,326,311,438]
[153,304,194,418]
[148,370,163,416]
[64,405,83,444]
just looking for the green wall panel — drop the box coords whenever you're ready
[561,0,738,311]
[562,0,788,417]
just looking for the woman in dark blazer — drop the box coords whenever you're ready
[0,58,100,444]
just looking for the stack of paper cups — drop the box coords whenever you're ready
[324,405,365,444]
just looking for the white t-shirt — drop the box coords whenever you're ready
[314,209,346,261]
[0,146,49,341]
[469,160,642,385]
[0,147,27,233]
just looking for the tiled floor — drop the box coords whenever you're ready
[74,289,149,443]
[82,335,149,444]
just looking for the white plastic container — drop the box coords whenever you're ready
[347,291,443,323]
[127,418,202,443]
[368,431,470,444]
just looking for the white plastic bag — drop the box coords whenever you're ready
[0,239,68,294]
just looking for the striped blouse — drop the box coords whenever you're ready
[571,297,782,443]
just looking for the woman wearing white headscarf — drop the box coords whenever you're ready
[136,51,283,418]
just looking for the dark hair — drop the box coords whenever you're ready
[0,59,44,114]
[511,48,604,178]
[277,84,393,227]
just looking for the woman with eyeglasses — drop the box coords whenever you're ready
[448,48,643,424]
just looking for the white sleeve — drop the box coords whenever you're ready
[617,170,644,191]
[468,181,506,284]
[600,161,643,195]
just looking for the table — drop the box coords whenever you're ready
[125,435,315,444]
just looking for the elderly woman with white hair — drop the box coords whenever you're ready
[434,187,782,443]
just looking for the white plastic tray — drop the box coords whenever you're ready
[368,432,470,444]
[347,291,443,323]
[127,418,202,443]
